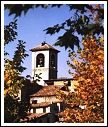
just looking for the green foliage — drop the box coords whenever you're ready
[5,4,51,18]
[44,4,104,50]
[55,31,79,50]
[5,4,41,18]
[4,4,62,19]
[4,20,29,122]
[13,40,29,73]
[26,73,42,83]
[4,19,17,45]
[4,94,30,123]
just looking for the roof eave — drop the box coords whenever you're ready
[30,49,60,53]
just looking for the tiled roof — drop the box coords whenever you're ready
[30,42,60,52]
[30,85,63,97]
[31,102,51,108]
[20,113,48,122]
[31,100,63,108]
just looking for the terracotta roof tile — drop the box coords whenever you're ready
[31,100,63,108]
[31,102,51,108]
[30,85,63,97]
[20,113,48,122]
[30,42,60,52]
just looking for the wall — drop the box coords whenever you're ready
[30,106,51,114]
[46,106,50,113]
[49,51,58,79]
[32,50,50,86]
[68,80,79,92]
[53,80,78,92]
[30,96,60,114]
[54,81,65,86]
[30,96,64,114]
[36,108,44,113]
[30,103,62,114]
[30,96,60,104]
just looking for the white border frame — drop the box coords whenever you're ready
[1,1,107,126]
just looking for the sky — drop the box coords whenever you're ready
[4,5,74,78]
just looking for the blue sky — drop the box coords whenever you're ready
[4,5,74,78]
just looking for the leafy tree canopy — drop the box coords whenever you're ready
[58,35,104,123]
[4,19,29,122]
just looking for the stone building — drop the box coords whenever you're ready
[30,42,60,86]
[20,42,76,123]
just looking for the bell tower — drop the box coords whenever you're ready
[30,42,60,86]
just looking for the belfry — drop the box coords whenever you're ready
[30,42,60,86]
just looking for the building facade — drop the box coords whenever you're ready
[21,42,76,123]
[30,42,60,86]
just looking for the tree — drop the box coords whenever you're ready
[58,35,104,122]
[43,4,104,123]
[4,20,29,122]
[44,4,104,50]
[57,5,104,123]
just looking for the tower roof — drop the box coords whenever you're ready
[30,42,60,52]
